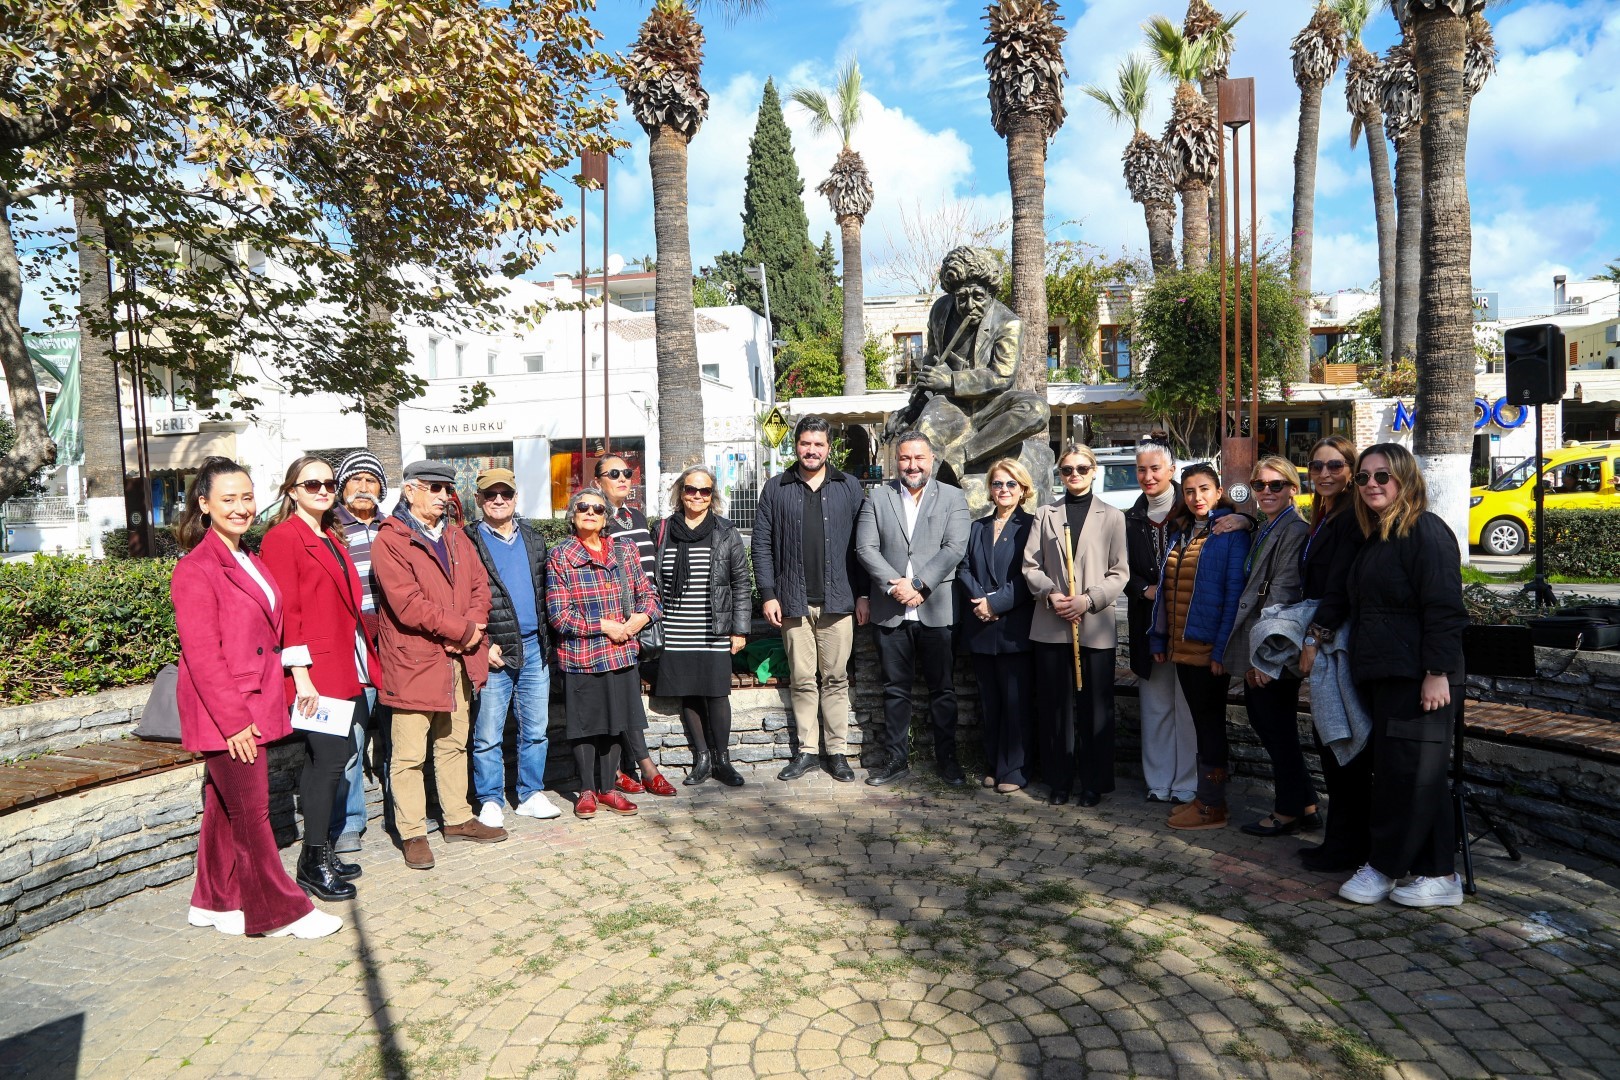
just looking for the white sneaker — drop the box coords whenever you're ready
[267,909,343,939]
[187,906,244,936]
[515,793,562,820]
[478,801,506,828]
[1338,863,1396,905]
[1391,873,1465,908]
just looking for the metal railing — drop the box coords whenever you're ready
[1,496,80,524]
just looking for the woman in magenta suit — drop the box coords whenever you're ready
[170,457,341,940]
[260,455,381,903]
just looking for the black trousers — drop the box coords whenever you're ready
[874,623,958,765]
[298,692,365,849]
[1315,733,1374,864]
[680,696,733,753]
[1175,662,1232,775]
[1032,643,1116,796]
[1365,677,1458,879]
[973,652,1034,787]
[1243,677,1318,817]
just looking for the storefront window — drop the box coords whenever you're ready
[424,441,513,523]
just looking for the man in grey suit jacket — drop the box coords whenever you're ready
[855,431,971,787]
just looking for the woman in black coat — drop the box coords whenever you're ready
[957,458,1036,793]
[1335,443,1468,908]
[654,466,752,787]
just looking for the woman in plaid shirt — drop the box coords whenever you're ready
[546,488,663,819]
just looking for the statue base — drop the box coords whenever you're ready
[956,437,1055,520]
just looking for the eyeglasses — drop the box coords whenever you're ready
[1059,464,1094,477]
[1253,479,1294,494]
[297,479,339,494]
[481,487,515,501]
[1354,470,1393,487]
[683,485,713,498]
[597,468,633,480]
[989,479,1022,490]
[415,481,452,495]
[1308,459,1348,473]
[574,503,607,515]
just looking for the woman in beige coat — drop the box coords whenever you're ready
[1023,444,1130,806]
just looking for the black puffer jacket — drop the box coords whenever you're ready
[652,515,753,635]
[463,519,548,669]
[1347,511,1467,683]
[1124,490,1182,678]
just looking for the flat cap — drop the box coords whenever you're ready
[402,459,456,485]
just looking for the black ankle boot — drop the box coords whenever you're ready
[684,750,713,786]
[325,845,362,881]
[711,750,745,787]
[297,845,356,901]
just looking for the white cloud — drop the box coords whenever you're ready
[1472,199,1610,318]
[833,0,986,100]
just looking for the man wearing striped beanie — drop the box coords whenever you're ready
[331,449,390,853]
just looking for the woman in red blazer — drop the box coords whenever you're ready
[260,454,382,903]
[170,456,341,939]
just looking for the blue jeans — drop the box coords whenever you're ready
[471,635,551,807]
[330,687,382,841]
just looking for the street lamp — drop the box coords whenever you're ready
[741,263,773,344]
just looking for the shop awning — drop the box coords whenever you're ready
[122,431,237,472]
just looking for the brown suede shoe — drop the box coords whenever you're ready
[443,818,508,843]
[1167,799,1229,831]
[402,837,435,870]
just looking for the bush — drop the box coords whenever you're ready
[0,556,181,705]
[1541,510,1620,579]
[528,517,572,547]
[102,524,266,558]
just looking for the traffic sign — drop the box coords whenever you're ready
[761,407,791,449]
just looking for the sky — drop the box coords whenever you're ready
[540,0,1620,322]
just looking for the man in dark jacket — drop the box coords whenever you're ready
[465,467,561,828]
[753,416,870,782]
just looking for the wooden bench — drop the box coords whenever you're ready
[0,740,200,817]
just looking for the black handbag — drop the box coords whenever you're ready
[618,559,663,661]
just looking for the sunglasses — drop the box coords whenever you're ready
[1253,479,1294,494]
[1354,470,1394,487]
[683,485,714,498]
[482,487,515,501]
[296,479,339,494]
[1308,458,1348,473]
[1059,464,1094,477]
[417,481,452,495]
[989,479,1022,490]
[574,503,607,515]
[597,468,633,480]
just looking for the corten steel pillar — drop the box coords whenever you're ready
[579,151,608,490]
[1216,77,1260,510]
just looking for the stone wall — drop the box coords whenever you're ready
[0,685,153,763]
[1466,645,1620,724]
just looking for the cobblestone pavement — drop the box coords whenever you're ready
[2,767,1618,1080]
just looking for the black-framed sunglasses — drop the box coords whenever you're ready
[683,485,714,497]
[574,503,607,515]
[1354,470,1393,487]
[1308,458,1348,473]
[297,479,339,494]
[482,487,515,501]
[989,479,1022,490]
[597,467,633,480]
[417,481,452,495]
[1253,479,1294,494]
[1059,464,1094,477]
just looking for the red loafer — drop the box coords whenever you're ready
[615,772,645,795]
[644,773,678,797]
[598,790,638,815]
[574,791,598,819]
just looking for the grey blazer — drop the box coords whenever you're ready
[1225,507,1309,675]
[855,479,971,628]
[1022,498,1130,649]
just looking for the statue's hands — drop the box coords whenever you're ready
[915,364,952,392]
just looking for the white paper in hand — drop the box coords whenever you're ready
[291,695,356,736]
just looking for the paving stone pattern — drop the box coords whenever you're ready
[1,769,1618,1080]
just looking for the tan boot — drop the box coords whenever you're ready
[1167,799,1229,830]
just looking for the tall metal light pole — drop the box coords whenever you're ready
[579,151,608,491]
[1216,76,1260,508]
[741,263,772,341]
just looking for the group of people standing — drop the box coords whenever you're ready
[168,415,1471,940]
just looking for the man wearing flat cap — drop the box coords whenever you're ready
[373,460,505,869]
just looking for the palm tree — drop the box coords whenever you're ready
[793,59,874,397]
[619,0,727,474]
[1144,16,1219,272]
[1181,0,1243,248]
[983,0,1068,394]
[1336,0,1396,370]
[1288,3,1347,380]
[1381,32,1420,365]
[1082,55,1178,274]
[1405,0,1487,549]
[1465,11,1497,99]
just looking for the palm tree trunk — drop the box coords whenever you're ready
[1201,76,1222,250]
[1289,82,1325,383]
[649,123,705,478]
[1361,109,1399,370]
[1411,8,1475,554]
[74,194,123,498]
[1392,128,1421,364]
[1006,117,1050,395]
[1181,183,1211,271]
[1145,202,1178,274]
[0,200,57,503]
[839,216,865,396]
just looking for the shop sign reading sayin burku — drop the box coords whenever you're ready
[1392,397,1529,434]
[422,419,506,436]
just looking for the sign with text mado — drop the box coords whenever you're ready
[1392,397,1530,434]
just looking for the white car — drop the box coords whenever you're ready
[1051,450,1218,510]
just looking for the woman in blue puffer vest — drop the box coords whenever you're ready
[1149,463,1252,830]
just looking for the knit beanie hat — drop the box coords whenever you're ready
[336,449,389,502]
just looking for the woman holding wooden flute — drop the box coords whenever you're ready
[1023,444,1130,807]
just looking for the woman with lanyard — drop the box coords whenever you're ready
[1148,464,1251,830]
[547,488,664,818]
[1295,435,1370,873]
[653,466,751,786]
[1224,455,1319,838]
[260,455,379,902]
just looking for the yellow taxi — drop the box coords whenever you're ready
[1468,441,1620,555]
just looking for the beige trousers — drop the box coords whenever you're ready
[389,666,474,839]
[780,605,854,755]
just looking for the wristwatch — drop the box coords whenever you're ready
[1303,635,1318,647]
[1426,669,1448,677]
[911,577,926,594]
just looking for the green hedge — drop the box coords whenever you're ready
[1542,509,1620,578]
[0,556,180,705]
[102,524,266,558]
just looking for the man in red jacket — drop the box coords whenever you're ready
[373,460,506,869]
